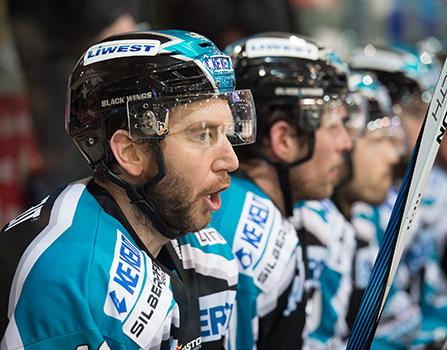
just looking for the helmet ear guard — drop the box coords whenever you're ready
[296,101,322,134]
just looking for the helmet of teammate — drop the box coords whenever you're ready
[417,37,446,65]
[225,32,350,137]
[66,30,257,238]
[348,70,401,135]
[343,70,405,182]
[349,44,441,105]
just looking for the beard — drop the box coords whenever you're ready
[143,168,209,237]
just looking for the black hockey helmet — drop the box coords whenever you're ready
[66,30,257,238]
[226,32,350,136]
[350,44,440,106]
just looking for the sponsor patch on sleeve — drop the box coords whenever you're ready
[232,192,274,272]
[84,39,160,66]
[232,192,299,292]
[123,254,173,347]
[104,230,145,321]
[245,37,319,60]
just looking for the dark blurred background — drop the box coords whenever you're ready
[1,0,446,226]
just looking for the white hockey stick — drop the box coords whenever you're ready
[347,58,447,350]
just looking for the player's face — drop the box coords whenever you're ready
[291,104,353,200]
[400,99,427,155]
[144,98,239,235]
[346,131,401,205]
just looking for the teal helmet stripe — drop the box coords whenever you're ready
[155,30,235,93]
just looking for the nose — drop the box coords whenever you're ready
[212,136,239,173]
[337,125,353,152]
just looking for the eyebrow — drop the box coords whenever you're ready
[186,120,223,129]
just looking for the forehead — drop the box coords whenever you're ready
[169,97,233,127]
[320,102,348,124]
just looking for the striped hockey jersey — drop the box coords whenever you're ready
[0,179,238,350]
[211,175,306,350]
[292,199,356,349]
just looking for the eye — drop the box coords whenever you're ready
[197,128,211,142]
[185,123,223,147]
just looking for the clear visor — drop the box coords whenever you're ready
[127,89,256,148]
[346,92,405,142]
[345,93,368,138]
[366,115,404,137]
[299,95,362,135]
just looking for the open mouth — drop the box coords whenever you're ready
[204,186,228,212]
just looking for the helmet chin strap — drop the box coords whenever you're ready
[253,133,315,217]
[98,143,182,240]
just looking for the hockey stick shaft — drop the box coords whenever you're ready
[346,59,447,350]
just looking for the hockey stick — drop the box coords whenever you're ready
[346,58,447,350]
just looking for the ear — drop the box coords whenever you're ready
[109,130,147,177]
[269,120,302,163]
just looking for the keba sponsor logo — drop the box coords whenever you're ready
[234,193,271,270]
[84,39,160,65]
[104,231,143,320]
[203,56,231,72]
[199,291,235,342]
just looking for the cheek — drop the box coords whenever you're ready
[314,138,337,169]
[403,119,423,149]
[164,140,207,170]
[353,146,371,181]
[163,143,209,186]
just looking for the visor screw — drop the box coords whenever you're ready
[87,137,96,146]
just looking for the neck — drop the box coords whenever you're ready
[95,178,170,257]
[240,159,287,215]
[333,188,354,220]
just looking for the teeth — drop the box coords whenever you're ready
[208,195,212,200]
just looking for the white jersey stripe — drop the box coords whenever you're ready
[1,314,22,350]
[181,244,238,286]
[9,180,88,315]
[3,180,88,349]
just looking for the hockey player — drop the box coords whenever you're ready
[0,30,257,349]
[293,70,404,349]
[351,44,447,349]
[210,32,353,349]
